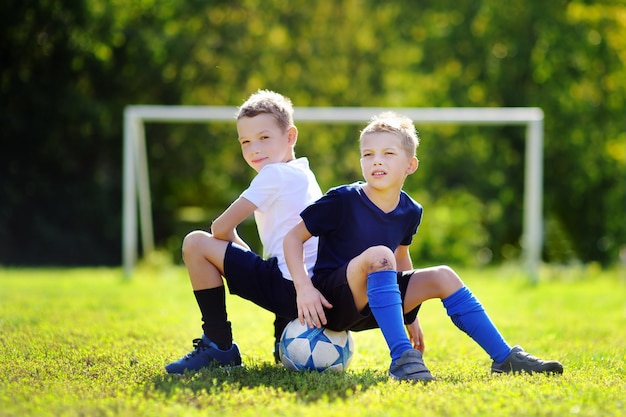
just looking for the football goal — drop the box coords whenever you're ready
[123,106,544,279]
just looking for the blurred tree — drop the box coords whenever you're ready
[1,0,624,267]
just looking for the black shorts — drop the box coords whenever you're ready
[223,242,298,320]
[312,264,420,332]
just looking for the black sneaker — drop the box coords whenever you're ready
[165,334,242,374]
[388,349,435,382]
[491,345,563,375]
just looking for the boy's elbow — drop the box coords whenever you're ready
[210,220,229,239]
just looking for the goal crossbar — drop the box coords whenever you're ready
[123,106,543,279]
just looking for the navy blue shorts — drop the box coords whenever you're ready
[223,242,298,320]
[312,265,420,332]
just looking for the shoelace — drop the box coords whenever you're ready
[183,338,210,359]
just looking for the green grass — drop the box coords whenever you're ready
[1,263,625,416]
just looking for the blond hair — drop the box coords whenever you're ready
[359,111,419,157]
[236,89,294,132]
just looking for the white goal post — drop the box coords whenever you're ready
[123,106,544,279]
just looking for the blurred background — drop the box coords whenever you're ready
[1,0,624,269]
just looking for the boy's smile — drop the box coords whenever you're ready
[250,155,269,164]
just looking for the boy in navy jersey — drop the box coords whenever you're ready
[284,112,563,381]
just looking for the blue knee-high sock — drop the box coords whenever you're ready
[367,270,413,363]
[442,286,511,362]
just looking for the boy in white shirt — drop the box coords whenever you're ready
[165,90,322,373]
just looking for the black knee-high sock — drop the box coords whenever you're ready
[194,287,232,350]
[273,315,291,343]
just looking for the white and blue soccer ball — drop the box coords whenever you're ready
[279,319,354,372]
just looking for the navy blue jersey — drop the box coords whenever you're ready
[300,182,423,278]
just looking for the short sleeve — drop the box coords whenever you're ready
[398,192,422,246]
[300,187,344,237]
[240,164,282,212]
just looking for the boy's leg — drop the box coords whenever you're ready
[346,246,433,382]
[404,266,563,374]
[193,287,232,350]
[183,230,234,349]
[404,266,511,362]
[221,242,299,363]
[166,232,299,374]
[165,231,241,374]
[273,315,291,363]
[366,270,413,361]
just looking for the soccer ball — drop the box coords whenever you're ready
[278,319,354,372]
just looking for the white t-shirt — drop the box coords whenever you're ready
[240,157,322,280]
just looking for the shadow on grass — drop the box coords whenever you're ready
[148,362,389,403]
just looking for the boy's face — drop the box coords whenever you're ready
[237,113,296,173]
[359,131,418,190]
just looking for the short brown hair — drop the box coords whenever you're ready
[236,89,294,132]
[360,111,419,157]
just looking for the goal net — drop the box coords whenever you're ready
[123,106,544,279]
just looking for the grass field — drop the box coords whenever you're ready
[1,263,624,416]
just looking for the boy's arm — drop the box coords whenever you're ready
[284,221,333,329]
[407,317,425,353]
[210,196,257,249]
[394,245,413,272]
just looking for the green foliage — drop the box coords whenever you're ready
[409,190,492,267]
[1,266,625,416]
[1,0,624,266]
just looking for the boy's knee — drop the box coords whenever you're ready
[182,230,211,256]
[437,265,459,278]
[434,265,464,288]
[364,245,396,272]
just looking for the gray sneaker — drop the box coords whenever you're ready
[388,349,435,382]
[491,345,563,375]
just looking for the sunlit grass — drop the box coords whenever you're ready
[0,264,624,416]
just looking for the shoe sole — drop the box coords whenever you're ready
[166,363,244,375]
[389,372,435,383]
[491,365,563,375]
